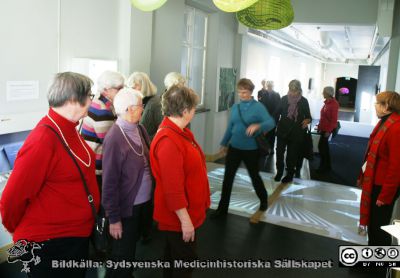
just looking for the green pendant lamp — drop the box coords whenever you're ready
[213,0,260,13]
[237,0,294,30]
[131,0,167,12]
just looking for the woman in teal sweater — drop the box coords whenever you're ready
[212,78,275,223]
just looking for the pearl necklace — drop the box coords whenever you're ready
[47,114,92,167]
[118,125,144,157]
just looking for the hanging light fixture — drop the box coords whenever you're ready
[236,0,294,30]
[213,0,260,13]
[131,0,167,12]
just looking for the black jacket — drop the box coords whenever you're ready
[276,95,312,138]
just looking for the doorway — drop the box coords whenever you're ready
[335,77,357,121]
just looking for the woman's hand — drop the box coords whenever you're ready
[181,221,195,242]
[109,221,123,240]
[246,124,260,136]
[175,208,195,242]
[376,200,385,207]
[301,119,311,129]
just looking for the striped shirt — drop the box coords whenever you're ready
[81,94,117,175]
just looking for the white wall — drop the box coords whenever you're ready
[321,63,359,89]
[241,34,323,120]
[0,0,127,134]
[59,0,120,72]
[150,0,185,91]
[0,0,58,118]
[203,12,238,155]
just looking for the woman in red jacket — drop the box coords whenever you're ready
[0,72,100,277]
[317,86,339,173]
[150,85,210,278]
[358,91,400,245]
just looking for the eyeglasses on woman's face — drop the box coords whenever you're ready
[125,104,144,112]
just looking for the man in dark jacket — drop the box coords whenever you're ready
[257,80,281,153]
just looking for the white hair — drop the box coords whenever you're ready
[126,72,157,97]
[324,86,335,97]
[113,88,143,116]
[164,72,186,90]
[97,70,125,93]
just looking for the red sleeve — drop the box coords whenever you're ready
[0,128,55,233]
[378,124,400,204]
[154,137,188,211]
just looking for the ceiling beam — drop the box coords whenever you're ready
[291,0,378,25]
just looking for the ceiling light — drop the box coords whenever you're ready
[131,0,167,12]
[213,0,259,12]
[236,0,294,30]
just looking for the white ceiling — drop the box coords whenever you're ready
[281,24,376,61]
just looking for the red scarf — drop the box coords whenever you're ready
[359,113,400,226]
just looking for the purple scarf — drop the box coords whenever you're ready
[287,94,301,121]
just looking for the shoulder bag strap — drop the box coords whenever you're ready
[237,104,249,127]
[42,124,97,220]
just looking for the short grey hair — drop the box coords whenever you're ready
[288,79,302,93]
[323,86,335,97]
[162,85,199,117]
[47,72,93,108]
[97,70,125,93]
[164,72,186,90]
[113,88,143,116]
[126,72,157,97]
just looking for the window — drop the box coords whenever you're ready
[181,6,208,106]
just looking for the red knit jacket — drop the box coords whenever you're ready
[371,116,400,204]
[0,109,100,242]
[150,117,210,231]
[318,98,339,133]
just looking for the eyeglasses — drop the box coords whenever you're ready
[125,104,144,111]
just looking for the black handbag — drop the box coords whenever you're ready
[237,105,270,156]
[43,125,109,252]
[331,121,341,138]
[303,126,314,161]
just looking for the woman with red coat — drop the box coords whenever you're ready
[358,91,400,245]
[0,72,100,277]
[150,85,210,278]
[317,86,339,173]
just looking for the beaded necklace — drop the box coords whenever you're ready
[47,114,91,167]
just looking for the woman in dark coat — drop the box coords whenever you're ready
[275,79,312,183]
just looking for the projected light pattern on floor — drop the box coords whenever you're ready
[207,163,367,245]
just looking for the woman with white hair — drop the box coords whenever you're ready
[127,72,162,140]
[164,71,186,90]
[275,79,312,183]
[102,88,153,278]
[317,86,339,173]
[81,70,125,191]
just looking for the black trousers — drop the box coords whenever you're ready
[318,133,331,170]
[106,201,152,278]
[368,185,400,246]
[27,237,89,278]
[265,127,276,151]
[162,230,197,278]
[217,146,268,212]
[276,135,304,175]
